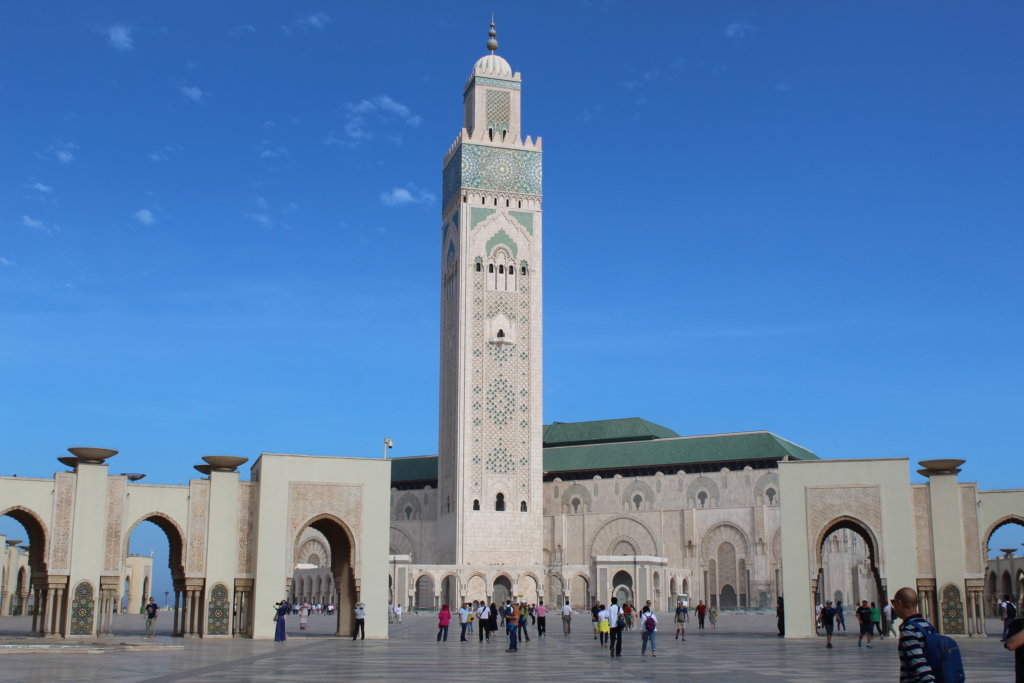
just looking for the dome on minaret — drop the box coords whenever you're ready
[473,53,513,77]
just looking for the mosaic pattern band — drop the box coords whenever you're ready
[207,583,230,635]
[466,76,522,91]
[443,144,542,206]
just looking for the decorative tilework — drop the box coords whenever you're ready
[486,377,516,427]
[470,76,522,91]
[442,146,462,206]
[486,228,518,259]
[462,144,541,196]
[207,583,230,635]
[486,90,511,135]
[940,583,965,634]
[509,210,534,235]
[471,207,495,228]
[70,581,94,635]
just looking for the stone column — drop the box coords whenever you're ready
[30,584,43,636]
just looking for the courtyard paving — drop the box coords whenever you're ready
[0,611,1016,682]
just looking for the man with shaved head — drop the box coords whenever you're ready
[892,587,936,682]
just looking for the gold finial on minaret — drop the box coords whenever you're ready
[487,15,498,53]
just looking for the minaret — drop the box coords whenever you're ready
[437,21,543,568]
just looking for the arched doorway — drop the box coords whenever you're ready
[294,514,357,637]
[1,506,49,635]
[120,514,185,637]
[415,575,435,610]
[720,585,738,608]
[612,570,633,605]
[816,518,884,620]
[571,574,590,609]
[440,575,459,609]
[982,516,1024,625]
[493,575,512,606]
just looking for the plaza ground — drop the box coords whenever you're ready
[0,611,1016,682]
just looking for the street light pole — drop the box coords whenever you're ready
[383,437,393,459]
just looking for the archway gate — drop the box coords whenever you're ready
[0,450,391,640]
[778,458,1001,638]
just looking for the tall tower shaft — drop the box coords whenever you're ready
[437,26,543,567]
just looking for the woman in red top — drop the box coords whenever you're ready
[437,604,452,642]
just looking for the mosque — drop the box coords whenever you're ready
[0,25,1021,640]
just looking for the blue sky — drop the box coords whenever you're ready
[1,2,1022,600]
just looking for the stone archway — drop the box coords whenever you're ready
[415,574,435,610]
[0,505,49,635]
[122,512,187,637]
[492,575,513,606]
[295,514,357,636]
[814,517,884,618]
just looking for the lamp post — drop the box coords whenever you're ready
[383,438,393,459]
[164,591,169,610]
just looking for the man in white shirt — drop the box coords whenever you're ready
[394,603,403,623]
[608,597,623,657]
[459,603,470,641]
[477,602,491,642]
[561,600,572,635]
[882,600,897,638]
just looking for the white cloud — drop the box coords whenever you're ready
[293,12,332,31]
[231,24,257,38]
[332,95,422,146]
[245,213,273,227]
[180,86,204,102]
[259,146,289,159]
[724,21,756,38]
[32,182,53,193]
[379,183,435,207]
[134,209,155,225]
[56,150,74,163]
[0,256,13,266]
[106,25,134,51]
[21,215,47,230]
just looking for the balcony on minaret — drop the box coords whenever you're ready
[487,315,515,348]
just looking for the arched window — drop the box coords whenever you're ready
[571,498,581,514]
[488,264,494,273]
[475,262,482,272]
[697,491,708,508]
[520,501,527,512]
[488,127,494,141]
[496,329,505,338]
[495,493,505,511]
[472,499,480,511]
[498,265,504,274]
[521,265,527,275]
[404,506,413,520]
[765,488,777,505]
[633,494,643,510]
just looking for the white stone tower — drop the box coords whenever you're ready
[437,21,543,568]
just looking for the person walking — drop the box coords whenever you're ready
[561,599,572,635]
[353,602,366,640]
[709,606,717,629]
[696,600,707,630]
[591,601,601,639]
[608,597,623,657]
[298,602,310,630]
[776,596,785,637]
[891,587,937,682]
[870,601,883,638]
[597,603,610,647]
[437,604,451,642]
[1003,595,1019,643]
[536,600,547,637]
[488,602,499,642]
[820,600,837,648]
[518,600,531,642]
[835,599,846,632]
[640,604,658,656]
[505,600,519,652]
[883,600,898,638]
[274,599,290,642]
[1005,616,1024,683]
[144,596,158,639]
[459,603,470,641]
[856,600,874,648]
[477,602,491,643]
[394,603,403,623]
[623,602,633,631]
[675,600,687,641]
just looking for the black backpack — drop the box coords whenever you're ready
[1007,602,1018,619]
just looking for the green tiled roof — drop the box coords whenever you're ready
[388,455,438,483]
[389,419,817,484]
[543,418,679,447]
[542,431,817,474]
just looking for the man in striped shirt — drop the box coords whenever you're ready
[892,587,936,683]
